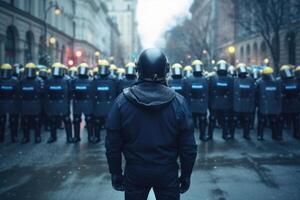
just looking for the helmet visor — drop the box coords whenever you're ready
[53,67,64,77]
[99,66,109,75]
[126,67,136,76]
[172,67,182,76]
[194,64,203,72]
[78,67,88,76]
[281,69,293,79]
[25,68,36,78]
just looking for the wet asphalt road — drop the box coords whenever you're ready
[1,126,300,200]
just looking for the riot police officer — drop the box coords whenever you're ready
[19,63,43,143]
[187,60,209,141]
[92,59,117,143]
[117,62,137,94]
[106,48,196,200]
[232,63,256,139]
[71,63,93,143]
[208,60,234,140]
[0,64,19,143]
[168,63,189,99]
[279,65,300,139]
[45,63,73,143]
[257,67,282,141]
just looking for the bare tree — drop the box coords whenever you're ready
[232,0,298,72]
[164,7,212,65]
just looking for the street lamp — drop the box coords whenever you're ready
[263,58,270,65]
[228,45,236,65]
[228,46,236,54]
[95,51,101,57]
[39,0,62,66]
[75,50,83,58]
[49,36,56,45]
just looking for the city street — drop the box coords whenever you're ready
[1,127,300,200]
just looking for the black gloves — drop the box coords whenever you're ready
[179,176,190,194]
[111,174,125,191]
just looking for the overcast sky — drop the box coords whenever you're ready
[136,0,194,48]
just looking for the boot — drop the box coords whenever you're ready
[73,121,81,143]
[199,121,209,141]
[207,122,214,141]
[65,118,73,143]
[94,123,101,143]
[86,122,94,143]
[243,128,251,140]
[0,116,5,143]
[10,118,18,143]
[257,124,264,141]
[35,123,42,143]
[21,127,30,144]
[47,122,57,143]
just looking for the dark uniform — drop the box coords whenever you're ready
[0,64,19,143]
[168,63,189,99]
[208,60,234,140]
[71,63,93,143]
[257,67,282,140]
[92,60,117,143]
[279,65,300,139]
[45,63,73,143]
[106,48,197,200]
[232,63,256,139]
[19,63,43,143]
[187,60,209,141]
[295,66,300,139]
[117,63,137,94]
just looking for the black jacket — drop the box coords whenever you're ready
[105,81,197,177]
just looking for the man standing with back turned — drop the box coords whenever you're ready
[106,48,197,200]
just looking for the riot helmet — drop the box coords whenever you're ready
[280,65,294,79]
[98,59,110,76]
[68,66,77,77]
[52,62,65,77]
[261,66,274,80]
[183,65,193,78]
[24,63,37,79]
[0,63,13,79]
[38,67,49,79]
[77,63,89,77]
[117,68,125,80]
[216,60,229,76]
[236,63,248,78]
[13,63,23,77]
[191,60,204,77]
[171,63,183,78]
[125,62,137,78]
[109,64,118,78]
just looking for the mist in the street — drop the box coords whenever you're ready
[1,0,300,200]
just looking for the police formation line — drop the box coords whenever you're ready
[0,60,300,144]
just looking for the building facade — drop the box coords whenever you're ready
[190,0,300,67]
[0,0,121,66]
[105,0,141,62]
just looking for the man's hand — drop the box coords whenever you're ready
[179,176,190,194]
[111,174,125,191]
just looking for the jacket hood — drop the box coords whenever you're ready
[123,81,176,110]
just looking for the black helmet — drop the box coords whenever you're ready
[0,63,13,79]
[136,48,169,82]
[280,65,294,79]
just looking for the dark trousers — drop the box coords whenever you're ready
[232,112,253,138]
[193,113,208,140]
[22,115,41,139]
[0,114,18,142]
[208,109,233,139]
[49,115,72,140]
[94,116,106,141]
[124,165,180,200]
[257,114,282,140]
[280,113,300,137]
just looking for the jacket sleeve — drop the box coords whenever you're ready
[105,97,123,175]
[178,98,197,178]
